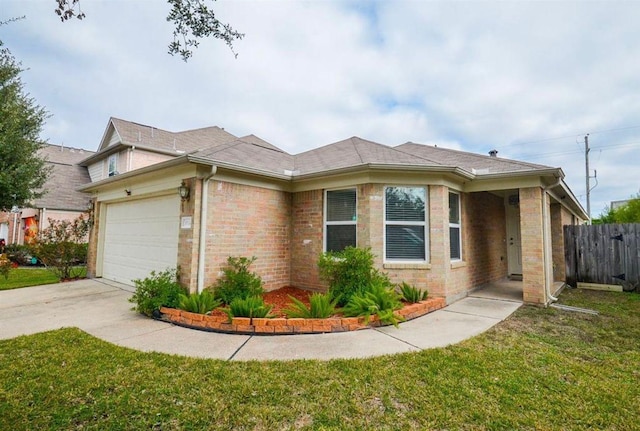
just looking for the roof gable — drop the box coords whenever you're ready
[293,137,438,176]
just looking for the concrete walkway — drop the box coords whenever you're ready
[0,279,522,361]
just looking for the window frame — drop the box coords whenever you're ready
[324,187,357,253]
[383,185,429,263]
[449,191,462,261]
[108,153,118,177]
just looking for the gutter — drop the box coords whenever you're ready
[197,166,217,293]
[542,176,563,303]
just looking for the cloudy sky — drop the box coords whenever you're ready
[2,0,640,218]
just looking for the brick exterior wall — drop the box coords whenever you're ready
[177,177,201,292]
[446,192,508,301]
[203,181,291,291]
[285,185,510,303]
[290,190,324,290]
[86,198,100,278]
[519,187,546,304]
[551,203,576,282]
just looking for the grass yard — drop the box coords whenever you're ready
[0,267,60,290]
[0,267,87,291]
[1,289,638,430]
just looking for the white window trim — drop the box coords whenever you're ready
[449,191,462,261]
[324,188,357,252]
[383,185,429,263]
[108,153,118,177]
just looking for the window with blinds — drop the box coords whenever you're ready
[325,189,357,252]
[449,191,462,260]
[384,186,427,261]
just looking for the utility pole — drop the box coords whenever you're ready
[585,134,591,224]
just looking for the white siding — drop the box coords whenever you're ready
[88,161,103,182]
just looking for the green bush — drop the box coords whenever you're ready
[213,256,264,305]
[129,268,186,317]
[398,281,428,303]
[342,280,404,327]
[224,296,273,319]
[318,247,391,306]
[284,292,338,319]
[34,215,90,279]
[0,254,11,280]
[178,290,222,314]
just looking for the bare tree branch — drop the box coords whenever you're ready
[53,0,244,61]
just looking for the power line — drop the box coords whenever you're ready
[505,124,640,147]
[513,141,640,160]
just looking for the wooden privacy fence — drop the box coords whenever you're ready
[564,223,640,291]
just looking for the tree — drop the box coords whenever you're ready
[593,194,640,224]
[0,40,51,211]
[54,0,244,61]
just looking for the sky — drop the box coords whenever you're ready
[2,0,640,219]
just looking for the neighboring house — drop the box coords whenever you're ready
[611,199,630,210]
[80,118,588,305]
[0,144,94,245]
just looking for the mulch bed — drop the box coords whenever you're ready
[209,286,313,318]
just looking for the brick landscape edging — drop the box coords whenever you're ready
[159,297,446,335]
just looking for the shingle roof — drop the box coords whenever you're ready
[193,137,294,177]
[395,142,552,174]
[39,143,94,165]
[293,137,437,175]
[34,144,93,211]
[110,117,237,154]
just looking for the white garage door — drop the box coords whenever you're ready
[102,194,180,286]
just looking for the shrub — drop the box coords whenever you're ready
[129,268,186,317]
[213,256,264,305]
[342,281,404,327]
[318,247,391,306]
[178,290,222,314]
[0,254,11,280]
[284,292,338,319]
[34,214,90,279]
[224,296,273,319]
[398,282,428,303]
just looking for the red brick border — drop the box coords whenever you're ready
[159,297,446,335]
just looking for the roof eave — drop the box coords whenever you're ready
[186,155,293,180]
[78,155,199,192]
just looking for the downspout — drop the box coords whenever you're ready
[542,177,562,303]
[197,166,217,293]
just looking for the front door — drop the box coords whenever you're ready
[505,195,523,277]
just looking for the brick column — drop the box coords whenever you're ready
[429,185,449,298]
[177,177,200,293]
[86,198,99,279]
[519,187,546,304]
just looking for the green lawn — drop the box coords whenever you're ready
[1,289,638,430]
[0,267,87,290]
[0,267,60,290]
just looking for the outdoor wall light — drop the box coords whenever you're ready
[178,181,190,201]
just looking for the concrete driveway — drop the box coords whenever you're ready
[0,279,522,361]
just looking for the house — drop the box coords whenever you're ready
[0,144,94,245]
[80,118,588,305]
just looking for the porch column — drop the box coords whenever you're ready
[177,177,201,293]
[429,185,449,299]
[519,187,546,304]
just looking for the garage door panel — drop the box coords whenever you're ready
[102,195,180,286]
